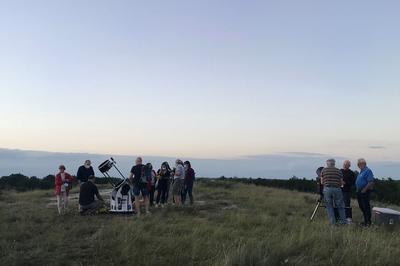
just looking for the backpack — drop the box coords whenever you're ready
[141,164,152,184]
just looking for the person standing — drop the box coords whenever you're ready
[79,175,105,214]
[172,159,185,206]
[321,159,346,225]
[77,160,95,185]
[341,160,356,223]
[146,164,156,207]
[182,161,195,205]
[356,158,375,227]
[128,157,150,216]
[156,162,171,207]
[55,165,73,215]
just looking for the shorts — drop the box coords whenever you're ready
[172,178,184,196]
[133,183,149,197]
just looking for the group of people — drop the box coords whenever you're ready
[54,158,196,215]
[317,158,375,226]
[127,157,196,216]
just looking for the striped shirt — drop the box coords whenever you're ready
[321,167,343,187]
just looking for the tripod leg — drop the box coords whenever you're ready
[310,201,321,221]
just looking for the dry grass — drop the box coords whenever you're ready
[1,180,399,265]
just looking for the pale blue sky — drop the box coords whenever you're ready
[0,0,399,162]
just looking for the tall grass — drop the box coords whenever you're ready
[1,180,399,265]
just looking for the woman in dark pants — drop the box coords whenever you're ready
[182,161,195,205]
[156,162,171,207]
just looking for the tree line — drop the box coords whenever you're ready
[219,176,400,205]
[1,173,400,205]
[0,173,121,192]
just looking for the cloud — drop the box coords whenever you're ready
[369,146,386,150]
[277,152,327,157]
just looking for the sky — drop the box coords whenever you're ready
[0,1,399,172]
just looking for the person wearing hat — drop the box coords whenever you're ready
[55,165,73,215]
[321,159,346,225]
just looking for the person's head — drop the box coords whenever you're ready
[161,161,170,171]
[59,165,66,173]
[135,157,143,166]
[316,167,324,177]
[175,159,183,167]
[84,160,91,169]
[357,158,367,170]
[146,163,153,170]
[343,160,351,170]
[326,159,336,168]
[184,161,191,170]
[88,175,96,183]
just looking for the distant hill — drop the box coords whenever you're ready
[0,148,399,179]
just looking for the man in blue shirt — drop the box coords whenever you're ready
[356,158,375,226]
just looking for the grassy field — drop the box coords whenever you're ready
[1,180,400,266]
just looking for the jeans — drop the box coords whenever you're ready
[357,191,371,225]
[182,183,194,205]
[323,187,346,225]
[342,190,352,219]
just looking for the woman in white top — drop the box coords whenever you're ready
[172,159,185,206]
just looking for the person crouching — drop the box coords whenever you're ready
[321,159,347,225]
[79,175,105,215]
[55,165,73,215]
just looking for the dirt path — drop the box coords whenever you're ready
[46,189,113,207]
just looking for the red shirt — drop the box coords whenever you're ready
[54,172,73,195]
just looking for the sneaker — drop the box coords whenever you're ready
[346,218,353,224]
[146,211,152,215]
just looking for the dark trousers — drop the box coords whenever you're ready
[182,183,194,205]
[342,190,352,219]
[149,186,155,206]
[156,179,168,204]
[357,191,371,225]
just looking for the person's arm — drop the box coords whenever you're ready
[339,170,344,187]
[129,171,134,183]
[362,170,375,193]
[362,182,374,193]
[320,170,324,185]
[350,171,357,186]
[77,167,82,182]
[90,167,95,176]
[95,186,104,201]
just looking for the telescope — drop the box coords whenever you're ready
[98,158,134,213]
